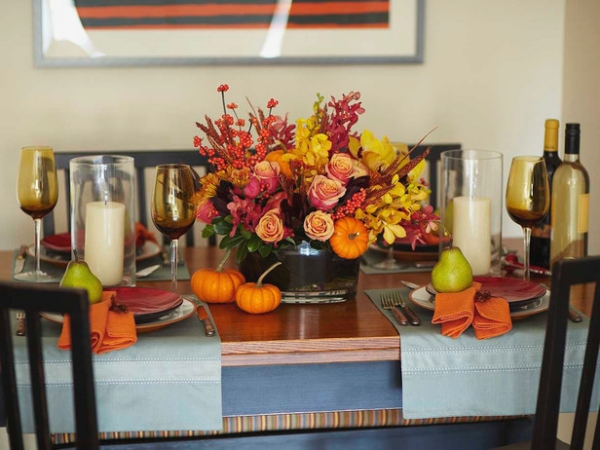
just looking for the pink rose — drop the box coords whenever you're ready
[243,177,261,199]
[196,200,219,224]
[326,153,355,184]
[256,209,285,244]
[308,175,346,211]
[304,211,334,242]
[254,161,280,193]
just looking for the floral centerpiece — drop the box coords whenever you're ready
[193,85,437,295]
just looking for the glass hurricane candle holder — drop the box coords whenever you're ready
[440,149,503,276]
[70,155,136,286]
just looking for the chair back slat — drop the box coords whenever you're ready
[26,312,52,450]
[531,255,600,450]
[0,309,25,450]
[0,282,99,450]
[408,143,461,210]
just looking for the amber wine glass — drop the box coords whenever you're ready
[151,164,196,291]
[505,156,550,280]
[15,146,59,282]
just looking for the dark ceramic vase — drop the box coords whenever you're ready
[238,241,360,303]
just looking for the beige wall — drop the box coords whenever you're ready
[1,0,568,250]
[563,0,600,258]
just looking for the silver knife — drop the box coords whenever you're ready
[136,264,161,278]
[394,291,421,326]
[197,304,216,337]
[400,280,420,290]
[13,245,28,274]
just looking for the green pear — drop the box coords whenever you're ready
[431,244,473,293]
[59,250,103,304]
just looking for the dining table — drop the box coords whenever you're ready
[0,239,594,449]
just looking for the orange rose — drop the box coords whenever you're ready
[304,211,335,242]
[256,209,284,243]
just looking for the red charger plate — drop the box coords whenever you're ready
[109,287,183,323]
[426,276,547,304]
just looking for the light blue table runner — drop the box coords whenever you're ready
[12,301,222,433]
[366,287,600,419]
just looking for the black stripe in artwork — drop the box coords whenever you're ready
[80,13,389,27]
[75,0,386,6]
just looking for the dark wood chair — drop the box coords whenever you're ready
[494,255,600,450]
[408,143,461,210]
[44,149,214,247]
[0,282,99,450]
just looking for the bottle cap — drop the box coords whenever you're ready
[565,123,580,154]
[544,119,559,152]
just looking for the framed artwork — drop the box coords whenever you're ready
[34,0,424,67]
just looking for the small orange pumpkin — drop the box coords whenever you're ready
[329,217,369,259]
[235,262,282,314]
[191,248,245,303]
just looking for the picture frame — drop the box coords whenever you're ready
[34,0,424,67]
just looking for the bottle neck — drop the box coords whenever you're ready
[563,153,580,163]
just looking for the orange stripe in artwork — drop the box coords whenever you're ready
[83,22,387,30]
[76,2,388,19]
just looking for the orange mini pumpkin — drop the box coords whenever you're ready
[329,217,369,259]
[235,262,282,314]
[191,249,245,304]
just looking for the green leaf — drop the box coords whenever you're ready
[213,220,233,235]
[221,234,246,249]
[258,243,272,258]
[240,228,253,240]
[201,226,215,238]
[235,244,248,264]
[247,234,262,252]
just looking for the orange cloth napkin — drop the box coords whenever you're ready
[473,296,512,340]
[432,282,478,339]
[432,282,512,340]
[58,291,137,354]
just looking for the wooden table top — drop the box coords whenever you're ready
[2,238,591,368]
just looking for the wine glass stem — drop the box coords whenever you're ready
[33,218,42,278]
[522,226,532,281]
[170,238,178,292]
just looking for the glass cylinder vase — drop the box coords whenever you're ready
[238,241,360,304]
[440,149,503,276]
[70,155,136,287]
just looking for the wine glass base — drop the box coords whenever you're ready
[14,271,61,283]
[372,260,408,270]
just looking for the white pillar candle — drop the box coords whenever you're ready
[84,201,126,286]
[452,196,492,276]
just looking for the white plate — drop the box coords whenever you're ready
[30,241,162,268]
[407,285,550,319]
[40,298,196,334]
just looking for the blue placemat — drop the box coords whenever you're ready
[137,256,191,281]
[11,249,64,282]
[12,298,222,433]
[11,249,190,283]
[360,249,433,275]
[366,287,600,419]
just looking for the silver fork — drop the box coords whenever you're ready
[15,311,26,336]
[381,294,408,326]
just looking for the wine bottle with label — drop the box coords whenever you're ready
[530,119,561,269]
[550,123,589,267]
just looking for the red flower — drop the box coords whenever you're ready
[217,84,229,93]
